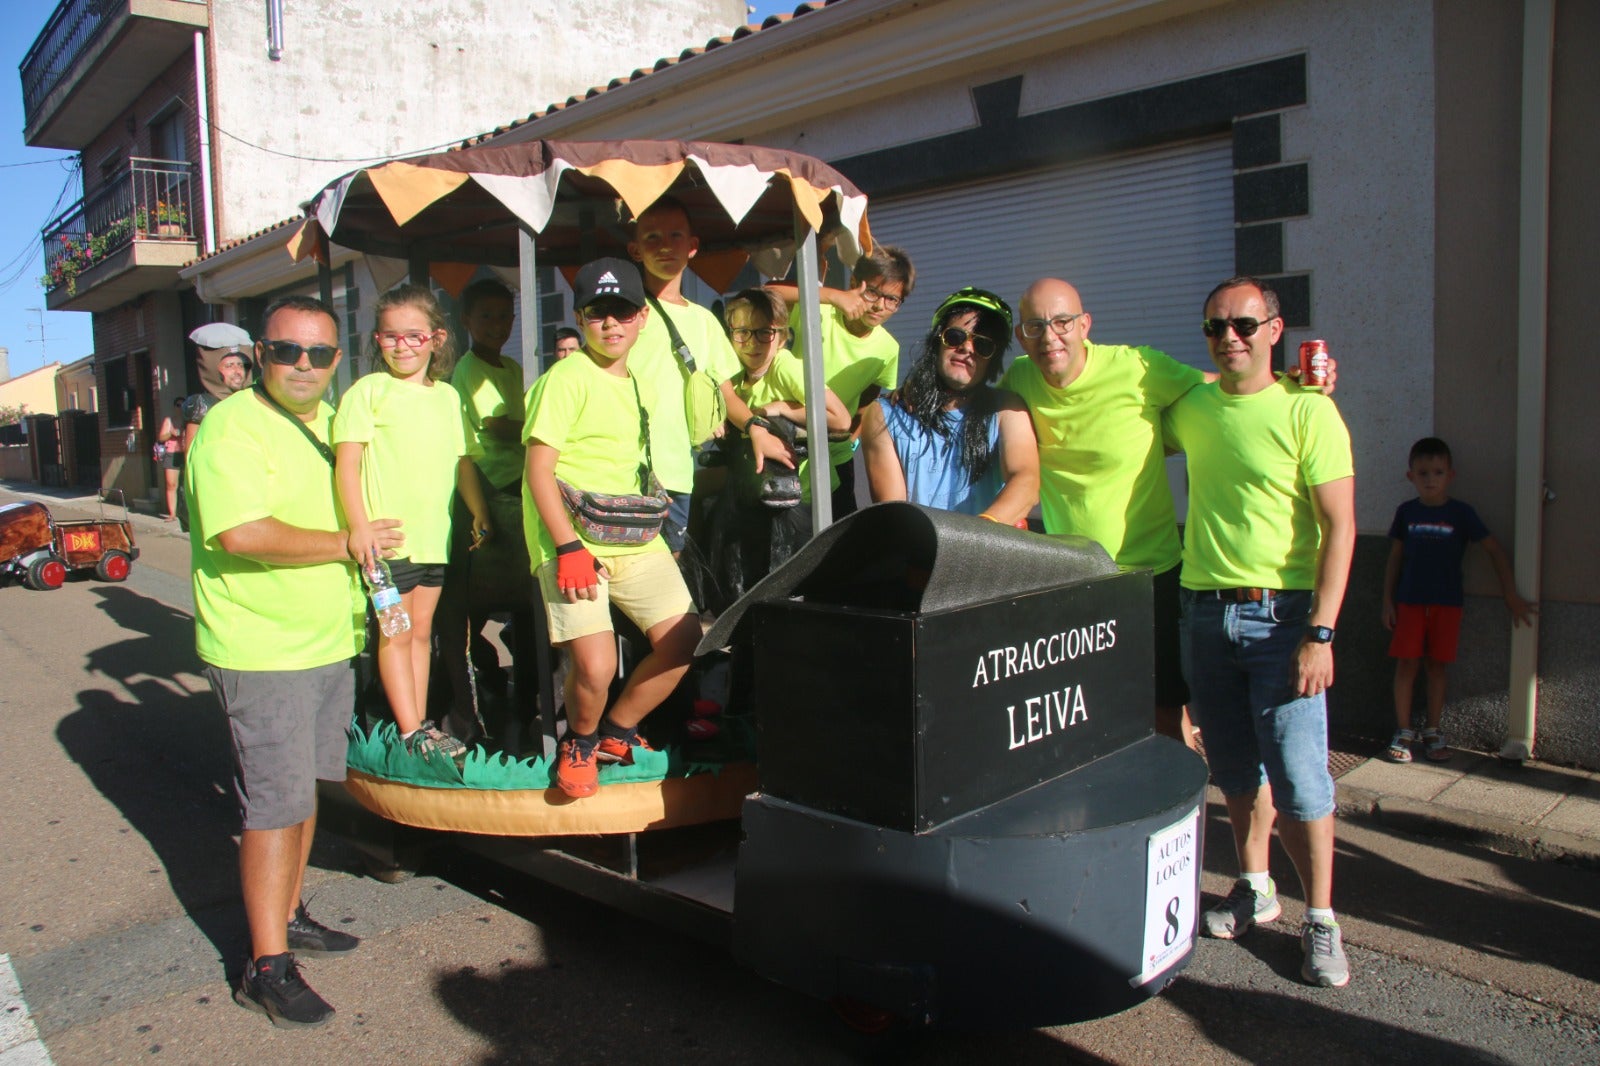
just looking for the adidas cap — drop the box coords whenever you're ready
[573,257,646,311]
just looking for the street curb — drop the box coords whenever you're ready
[1336,785,1600,869]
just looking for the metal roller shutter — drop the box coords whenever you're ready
[869,136,1237,375]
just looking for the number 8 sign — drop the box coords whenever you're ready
[1138,807,1200,985]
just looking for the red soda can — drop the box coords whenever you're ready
[1298,339,1330,390]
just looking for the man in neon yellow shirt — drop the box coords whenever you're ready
[188,296,404,1028]
[1165,276,1354,989]
[1001,278,1210,745]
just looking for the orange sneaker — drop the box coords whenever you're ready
[596,729,656,765]
[556,736,598,797]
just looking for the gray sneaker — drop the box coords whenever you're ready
[1202,878,1282,939]
[1301,920,1351,987]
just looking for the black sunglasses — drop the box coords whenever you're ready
[258,339,339,369]
[1201,315,1278,339]
[940,326,998,359]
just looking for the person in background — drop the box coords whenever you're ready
[769,244,914,518]
[553,327,582,361]
[156,397,185,521]
[1381,436,1536,763]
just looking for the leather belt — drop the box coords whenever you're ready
[1202,587,1274,602]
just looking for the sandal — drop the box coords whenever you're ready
[1385,729,1416,763]
[1421,728,1451,762]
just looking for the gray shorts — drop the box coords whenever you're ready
[205,660,354,831]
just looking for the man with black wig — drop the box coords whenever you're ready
[859,287,1038,523]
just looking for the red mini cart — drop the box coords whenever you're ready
[0,492,139,590]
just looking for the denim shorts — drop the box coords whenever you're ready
[1179,588,1335,821]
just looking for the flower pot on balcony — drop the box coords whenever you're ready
[157,223,182,238]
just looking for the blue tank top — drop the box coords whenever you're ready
[879,397,1003,515]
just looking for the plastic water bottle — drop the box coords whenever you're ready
[363,557,411,637]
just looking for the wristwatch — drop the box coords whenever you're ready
[1306,625,1336,644]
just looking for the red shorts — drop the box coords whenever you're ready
[1388,603,1463,662]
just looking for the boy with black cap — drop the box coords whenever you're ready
[522,258,702,798]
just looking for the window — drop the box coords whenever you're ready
[103,357,134,428]
[149,109,186,163]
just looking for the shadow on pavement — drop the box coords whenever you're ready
[1161,979,1517,1065]
[55,584,358,967]
[429,855,1120,1065]
[1198,793,1599,993]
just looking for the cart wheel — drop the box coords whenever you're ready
[96,550,132,582]
[25,556,67,591]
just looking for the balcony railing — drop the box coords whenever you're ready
[40,158,196,296]
[20,0,118,119]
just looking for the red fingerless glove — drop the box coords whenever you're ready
[556,541,600,594]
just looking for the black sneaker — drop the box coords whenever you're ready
[233,952,334,1028]
[287,903,361,956]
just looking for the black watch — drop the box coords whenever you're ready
[1305,625,1336,644]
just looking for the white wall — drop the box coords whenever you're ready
[206,0,745,240]
[521,0,1434,532]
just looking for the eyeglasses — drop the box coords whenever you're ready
[579,304,642,324]
[1201,315,1278,339]
[940,326,998,359]
[375,330,438,349]
[863,285,903,311]
[1019,313,1085,339]
[729,327,780,345]
[258,340,339,369]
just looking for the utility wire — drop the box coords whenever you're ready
[175,97,478,166]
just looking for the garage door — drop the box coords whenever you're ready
[867,136,1237,374]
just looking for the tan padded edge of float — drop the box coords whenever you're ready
[343,766,759,837]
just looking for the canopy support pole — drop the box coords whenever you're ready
[519,226,542,388]
[794,220,832,534]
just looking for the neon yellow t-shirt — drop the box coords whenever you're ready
[521,353,669,571]
[632,297,740,494]
[790,304,899,468]
[332,372,474,565]
[450,350,525,492]
[1000,341,1204,571]
[186,390,364,671]
[732,348,837,499]
[1163,377,1354,590]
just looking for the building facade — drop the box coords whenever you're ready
[179,0,1599,767]
[21,0,745,498]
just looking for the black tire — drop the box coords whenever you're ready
[95,549,132,582]
[25,555,67,591]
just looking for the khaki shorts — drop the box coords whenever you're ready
[537,548,696,643]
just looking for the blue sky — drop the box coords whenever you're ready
[2,0,95,377]
[0,1,798,379]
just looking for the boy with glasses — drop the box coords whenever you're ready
[1165,275,1355,989]
[522,258,701,798]
[770,244,915,517]
[860,287,1038,522]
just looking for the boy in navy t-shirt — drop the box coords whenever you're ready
[1382,437,1536,762]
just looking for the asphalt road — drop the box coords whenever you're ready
[2,488,1597,1064]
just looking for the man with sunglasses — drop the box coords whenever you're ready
[187,295,405,1028]
[860,287,1038,522]
[1164,276,1355,989]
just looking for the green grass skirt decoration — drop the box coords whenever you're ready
[344,719,749,791]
